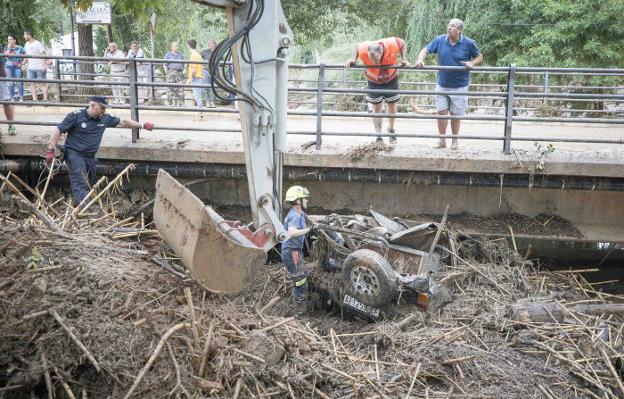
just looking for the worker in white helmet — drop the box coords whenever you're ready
[281,185,313,314]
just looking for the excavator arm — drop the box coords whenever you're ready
[153,0,292,293]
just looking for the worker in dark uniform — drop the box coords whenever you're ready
[45,96,154,204]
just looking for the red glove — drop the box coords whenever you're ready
[45,149,55,165]
[142,122,154,131]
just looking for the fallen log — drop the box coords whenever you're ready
[509,302,624,323]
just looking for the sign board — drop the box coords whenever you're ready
[75,2,112,25]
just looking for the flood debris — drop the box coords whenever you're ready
[341,141,394,163]
[1,174,624,398]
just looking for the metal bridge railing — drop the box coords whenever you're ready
[1,54,623,154]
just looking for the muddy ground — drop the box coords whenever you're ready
[1,186,623,398]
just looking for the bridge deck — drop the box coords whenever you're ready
[2,106,623,178]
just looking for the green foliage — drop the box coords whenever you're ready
[7,0,624,71]
[0,0,57,46]
[404,0,624,68]
[27,246,44,270]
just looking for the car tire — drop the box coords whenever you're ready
[341,249,398,307]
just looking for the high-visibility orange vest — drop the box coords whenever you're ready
[358,37,401,83]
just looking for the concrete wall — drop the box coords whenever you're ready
[177,177,623,243]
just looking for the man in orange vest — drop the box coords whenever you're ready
[346,37,409,143]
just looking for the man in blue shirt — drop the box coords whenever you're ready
[45,96,154,204]
[415,18,483,150]
[281,185,313,314]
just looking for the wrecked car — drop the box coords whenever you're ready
[308,209,453,321]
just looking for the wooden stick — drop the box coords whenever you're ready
[441,355,475,365]
[373,344,380,381]
[259,295,280,314]
[428,204,449,255]
[71,175,107,214]
[508,225,518,252]
[260,317,294,333]
[599,346,624,397]
[232,378,243,399]
[330,329,339,363]
[0,385,24,393]
[41,351,53,399]
[54,367,77,399]
[10,195,68,238]
[300,379,331,399]
[184,287,201,349]
[4,172,41,201]
[36,157,55,209]
[123,322,190,399]
[75,164,135,216]
[232,348,266,364]
[50,310,101,373]
[405,363,421,399]
[198,320,215,378]
[322,363,357,381]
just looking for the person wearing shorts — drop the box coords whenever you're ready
[23,30,48,102]
[415,18,482,150]
[346,37,409,143]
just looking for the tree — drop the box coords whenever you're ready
[0,0,57,46]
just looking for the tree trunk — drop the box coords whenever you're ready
[77,24,95,96]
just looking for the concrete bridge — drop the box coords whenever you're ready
[2,106,623,244]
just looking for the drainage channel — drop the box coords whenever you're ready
[3,158,623,295]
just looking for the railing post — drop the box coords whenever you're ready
[503,64,516,154]
[543,71,549,104]
[54,59,62,103]
[315,62,325,150]
[128,59,140,142]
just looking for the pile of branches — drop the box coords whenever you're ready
[1,168,623,398]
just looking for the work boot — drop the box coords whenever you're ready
[294,300,308,316]
[388,127,397,144]
[8,125,16,136]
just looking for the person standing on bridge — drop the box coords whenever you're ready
[44,96,154,204]
[127,41,150,102]
[0,51,16,136]
[4,34,26,102]
[23,30,48,102]
[415,18,482,150]
[104,43,127,105]
[200,39,217,108]
[163,41,185,106]
[186,39,204,120]
[345,37,410,143]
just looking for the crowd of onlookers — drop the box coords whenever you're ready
[2,30,231,110]
[102,38,229,112]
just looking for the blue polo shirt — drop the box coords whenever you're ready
[282,207,307,250]
[57,108,120,153]
[425,34,480,89]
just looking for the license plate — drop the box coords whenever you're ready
[343,294,381,319]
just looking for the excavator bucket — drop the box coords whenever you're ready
[153,169,267,294]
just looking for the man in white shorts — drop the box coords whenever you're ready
[23,30,49,102]
[415,18,482,150]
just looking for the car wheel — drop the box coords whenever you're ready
[341,249,398,307]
